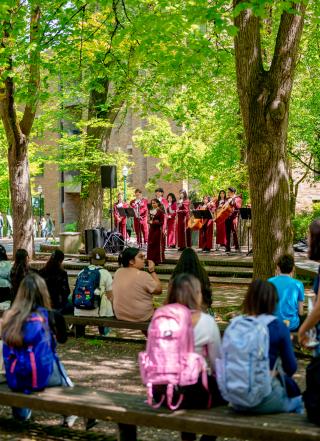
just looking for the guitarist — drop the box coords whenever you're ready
[225,187,242,253]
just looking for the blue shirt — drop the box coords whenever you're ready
[268,275,304,331]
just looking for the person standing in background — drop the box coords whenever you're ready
[166,193,177,248]
[176,190,191,251]
[130,189,149,246]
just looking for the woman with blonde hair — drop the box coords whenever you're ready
[2,273,75,426]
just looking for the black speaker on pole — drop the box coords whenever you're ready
[101,165,117,188]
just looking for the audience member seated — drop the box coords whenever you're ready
[74,248,113,336]
[39,249,72,314]
[0,245,12,303]
[219,279,302,415]
[2,273,76,427]
[10,249,32,301]
[268,254,304,331]
[161,273,224,441]
[112,247,162,322]
[171,247,212,312]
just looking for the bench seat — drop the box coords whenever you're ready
[0,384,319,441]
[64,315,149,332]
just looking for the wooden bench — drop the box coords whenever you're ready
[0,384,319,441]
[63,315,229,338]
[64,315,149,337]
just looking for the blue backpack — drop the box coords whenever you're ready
[72,267,101,310]
[3,307,55,394]
[216,314,276,408]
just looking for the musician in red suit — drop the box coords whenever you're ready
[176,189,191,251]
[198,196,213,252]
[225,187,242,253]
[155,187,169,211]
[166,193,177,248]
[214,190,227,250]
[130,189,148,246]
[147,199,165,264]
[155,187,168,236]
[113,193,128,239]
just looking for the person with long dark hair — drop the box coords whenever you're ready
[214,190,227,250]
[10,249,30,301]
[166,193,177,248]
[0,245,12,302]
[176,189,191,251]
[39,249,71,313]
[220,279,302,414]
[171,247,212,310]
[147,199,165,265]
[198,195,213,253]
[113,247,162,322]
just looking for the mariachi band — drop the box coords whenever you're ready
[113,186,243,262]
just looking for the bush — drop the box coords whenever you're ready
[64,222,78,232]
[293,203,320,242]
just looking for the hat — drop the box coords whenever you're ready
[91,248,106,265]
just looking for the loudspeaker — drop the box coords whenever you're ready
[85,228,104,254]
[101,165,117,188]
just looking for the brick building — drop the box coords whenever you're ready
[34,110,183,233]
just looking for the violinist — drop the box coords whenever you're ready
[166,193,177,248]
[147,199,165,265]
[176,189,191,251]
[214,190,227,250]
[130,189,148,246]
[198,195,213,253]
[225,187,242,253]
[113,192,128,239]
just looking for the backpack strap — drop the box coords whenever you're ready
[166,384,184,410]
[146,383,166,409]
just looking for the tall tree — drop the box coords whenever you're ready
[0,0,87,255]
[233,0,307,278]
[0,2,41,256]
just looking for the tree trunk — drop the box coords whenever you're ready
[8,139,34,257]
[234,0,307,279]
[78,80,122,234]
[78,180,104,232]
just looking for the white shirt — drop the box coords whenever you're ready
[193,312,221,373]
[74,265,113,317]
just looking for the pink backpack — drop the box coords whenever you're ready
[139,303,210,410]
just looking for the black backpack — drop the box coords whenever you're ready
[304,356,320,424]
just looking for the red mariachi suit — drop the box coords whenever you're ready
[158,197,168,234]
[176,199,191,249]
[147,208,165,264]
[166,201,177,247]
[225,196,242,251]
[113,202,128,238]
[198,205,213,251]
[130,198,149,245]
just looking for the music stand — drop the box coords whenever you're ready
[192,210,212,220]
[240,207,252,254]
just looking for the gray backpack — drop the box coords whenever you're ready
[216,314,276,408]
